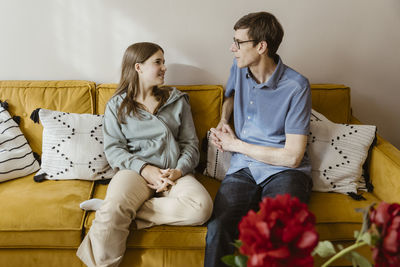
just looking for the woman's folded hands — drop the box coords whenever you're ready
[141,165,182,193]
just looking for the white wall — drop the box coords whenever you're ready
[1,0,399,148]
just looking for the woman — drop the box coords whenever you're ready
[77,42,213,267]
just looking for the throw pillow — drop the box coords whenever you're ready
[31,108,115,181]
[308,109,376,195]
[203,130,231,181]
[0,101,40,182]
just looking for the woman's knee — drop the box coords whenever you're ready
[181,191,213,225]
[177,182,213,224]
[105,170,152,210]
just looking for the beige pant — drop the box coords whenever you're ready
[76,170,213,267]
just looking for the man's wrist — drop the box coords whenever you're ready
[234,139,244,154]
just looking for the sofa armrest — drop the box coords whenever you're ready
[369,135,400,203]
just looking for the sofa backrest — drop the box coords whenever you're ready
[0,80,95,154]
[310,84,351,124]
[96,84,223,166]
[0,81,351,160]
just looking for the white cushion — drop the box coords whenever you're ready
[35,109,115,181]
[203,131,231,181]
[0,105,39,182]
[308,109,376,194]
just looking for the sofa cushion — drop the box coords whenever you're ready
[32,109,115,181]
[0,174,93,248]
[203,130,231,181]
[83,173,220,248]
[0,104,39,182]
[95,84,223,168]
[310,191,379,241]
[84,173,377,248]
[310,84,351,124]
[308,109,376,195]
[0,80,95,154]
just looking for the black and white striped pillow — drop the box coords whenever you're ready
[0,102,40,182]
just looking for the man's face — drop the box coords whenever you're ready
[231,28,259,68]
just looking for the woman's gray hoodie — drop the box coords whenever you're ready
[103,88,199,176]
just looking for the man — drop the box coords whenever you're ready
[204,12,313,267]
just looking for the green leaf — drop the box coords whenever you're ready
[313,240,336,257]
[233,240,242,249]
[221,255,236,267]
[234,255,248,267]
[355,203,376,236]
[350,251,372,267]
[359,232,372,246]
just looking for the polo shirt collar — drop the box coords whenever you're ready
[246,55,285,89]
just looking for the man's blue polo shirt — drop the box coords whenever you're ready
[225,57,312,184]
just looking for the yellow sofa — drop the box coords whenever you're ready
[0,80,399,267]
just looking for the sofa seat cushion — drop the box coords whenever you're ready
[84,173,379,249]
[309,191,380,241]
[84,173,220,248]
[0,174,94,248]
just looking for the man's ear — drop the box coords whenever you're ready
[257,41,268,55]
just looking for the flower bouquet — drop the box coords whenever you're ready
[222,194,400,267]
[222,194,319,267]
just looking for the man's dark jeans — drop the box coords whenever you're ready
[204,168,312,267]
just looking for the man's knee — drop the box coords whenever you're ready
[262,170,312,203]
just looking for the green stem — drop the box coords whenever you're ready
[321,241,368,267]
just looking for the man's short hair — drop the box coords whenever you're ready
[234,12,284,61]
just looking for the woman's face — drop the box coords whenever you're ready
[138,49,167,87]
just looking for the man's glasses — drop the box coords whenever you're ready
[233,38,257,49]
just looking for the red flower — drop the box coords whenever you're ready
[369,202,400,267]
[238,194,318,267]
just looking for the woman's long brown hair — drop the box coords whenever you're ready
[114,42,170,123]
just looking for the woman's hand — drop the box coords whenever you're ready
[141,165,176,193]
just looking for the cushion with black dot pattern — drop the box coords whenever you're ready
[203,130,231,181]
[308,109,376,194]
[34,109,115,181]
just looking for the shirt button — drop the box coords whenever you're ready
[247,116,251,120]
[249,163,252,167]
[243,130,246,134]
[250,101,254,104]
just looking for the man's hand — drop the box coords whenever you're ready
[160,168,182,182]
[141,165,176,193]
[210,124,240,152]
[215,119,228,131]
[210,120,228,150]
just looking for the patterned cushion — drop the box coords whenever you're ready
[203,131,231,181]
[0,102,39,182]
[32,108,115,181]
[308,109,376,194]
